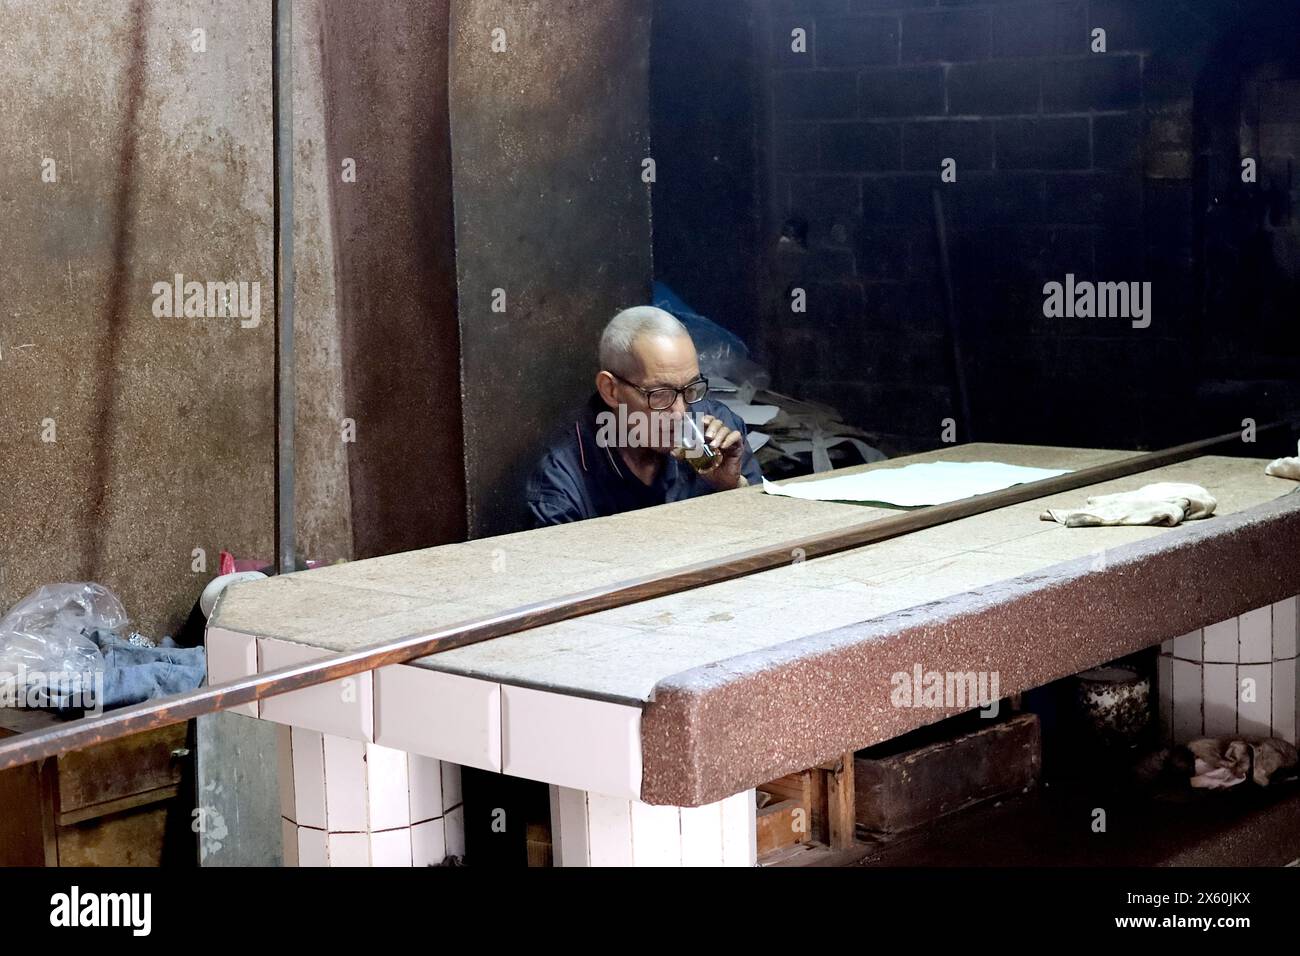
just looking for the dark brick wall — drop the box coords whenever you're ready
[650,0,763,346]
[762,0,1299,453]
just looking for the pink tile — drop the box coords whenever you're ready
[280,817,298,866]
[296,826,328,867]
[720,790,757,867]
[366,743,411,832]
[1171,659,1203,743]
[549,786,590,867]
[1273,659,1297,745]
[441,762,463,811]
[204,627,258,717]
[679,801,724,867]
[258,638,374,741]
[374,665,501,771]
[1238,664,1271,737]
[1203,619,1238,663]
[630,801,682,866]
[408,753,443,824]
[444,805,466,859]
[288,728,326,829]
[1275,597,1299,659]
[1239,607,1273,664]
[276,725,296,821]
[1172,629,1202,661]
[327,832,370,867]
[323,735,368,832]
[1203,663,1237,736]
[585,792,634,867]
[369,827,413,867]
[501,686,641,799]
[411,818,447,867]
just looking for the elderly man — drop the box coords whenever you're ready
[527,306,763,527]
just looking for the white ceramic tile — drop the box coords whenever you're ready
[1274,597,1299,659]
[630,801,682,866]
[680,800,725,866]
[550,785,590,868]
[374,665,502,771]
[408,753,443,824]
[585,791,634,867]
[1238,664,1271,737]
[721,789,758,867]
[327,832,370,867]
[289,728,327,829]
[1157,655,1174,745]
[366,743,411,831]
[441,762,463,811]
[1239,607,1273,664]
[323,735,369,832]
[1160,638,1174,654]
[276,725,296,821]
[280,817,298,867]
[204,627,258,717]
[369,827,413,867]
[1172,629,1203,661]
[412,818,447,867]
[1274,659,1297,745]
[1204,663,1237,736]
[1172,659,1203,743]
[444,805,466,859]
[297,826,328,867]
[258,637,374,741]
[1203,619,1238,663]
[501,686,641,799]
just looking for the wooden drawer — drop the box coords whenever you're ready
[56,721,189,821]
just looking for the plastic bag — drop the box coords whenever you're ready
[652,281,752,382]
[0,583,121,677]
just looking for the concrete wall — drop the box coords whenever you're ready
[449,0,654,538]
[0,0,462,635]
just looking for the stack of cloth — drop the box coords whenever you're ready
[1185,736,1299,790]
[1265,442,1300,480]
[1040,482,1217,528]
[84,628,206,711]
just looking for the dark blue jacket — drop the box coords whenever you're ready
[526,393,764,527]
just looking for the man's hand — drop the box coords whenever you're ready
[697,414,747,490]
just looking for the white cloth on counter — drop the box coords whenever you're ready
[1265,444,1300,481]
[1039,481,1217,528]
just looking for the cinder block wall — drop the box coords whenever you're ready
[762,0,1300,452]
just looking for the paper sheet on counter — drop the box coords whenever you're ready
[719,399,780,427]
[761,460,1072,508]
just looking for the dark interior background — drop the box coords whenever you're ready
[649,0,1300,456]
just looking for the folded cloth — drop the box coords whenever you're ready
[1265,446,1300,480]
[1039,481,1216,528]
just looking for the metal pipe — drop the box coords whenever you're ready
[273,0,296,576]
[0,423,1292,770]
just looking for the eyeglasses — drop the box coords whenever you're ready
[610,372,709,410]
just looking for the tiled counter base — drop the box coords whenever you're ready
[206,627,758,867]
[278,727,464,866]
[1158,596,1299,745]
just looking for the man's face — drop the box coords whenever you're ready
[606,333,701,453]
